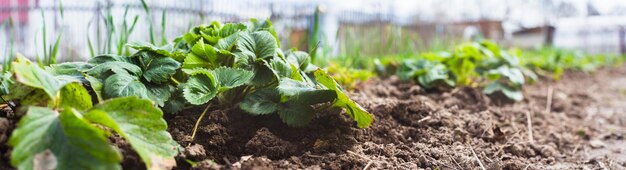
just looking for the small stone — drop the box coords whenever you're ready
[589,140,606,149]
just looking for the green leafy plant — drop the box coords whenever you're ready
[326,63,374,90]
[391,40,537,101]
[6,56,180,170]
[69,19,373,128]
[397,59,455,89]
[173,19,372,128]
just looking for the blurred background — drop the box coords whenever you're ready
[1,0,626,62]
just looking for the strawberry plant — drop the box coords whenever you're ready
[5,56,180,169]
[171,19,373,128]
[392,41,537,101]
[66,19,373,128]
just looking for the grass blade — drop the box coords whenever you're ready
[161,10,167,45]
[140,0,155,44]
[50,31,63,65]
[41,10,48,65]
[59,0,64,19]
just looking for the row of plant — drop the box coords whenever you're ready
[0,19,373,169]
[327,41,624,101]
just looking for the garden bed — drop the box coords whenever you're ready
[84,65,626,169]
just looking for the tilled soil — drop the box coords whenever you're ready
[1,65,626,169]
[163,65,626,169]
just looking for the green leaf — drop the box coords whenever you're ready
[314,69,373,128]
[215,32,239,51]
[483,82,524,101]
[277,78,316,96]
[277,102,314,127]
[126,41,173,57]
[182,68,218,105]
[270,58,292,78]
[212,67,254,90]
[88,54,133,65]
[219,23,246,37]
[183,53,213,69]
[86,61,143,80]
[46,62,94,82]
[249,62,277,86]
[85,75,104,102]
[58,82,93,110]
[103,73,148,99]
[285,51,311,70]
[291,89,336,105]
[502,87,524,101]
[84,97,180,169]
[237,31,278,59]
[0,71,13,95]
[132,51,181,83]
[191,39,217,62]
[163,88,186,114]
[12,56,71,100]
[9,107,122,170]
[145,83,173,106]
[239,89,280,115]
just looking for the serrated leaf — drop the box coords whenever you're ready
[277,78,316,96]
[46,62,94,82]
[86,61,143,80]
[145,83,173,107]
[237,31,278,59]
[182,69,218,105]
[215,32,239,51]
[126,41,173,57]
[277,102,314,127]
[285,51,311,70]
[249,62,277,86]
[239,89,280,115]
[84,97,181,170]
[103,73,148,99]
[219,23,246,37]
[191,39,218,62]
[162,88,186,114]
[58,82,93,110]
[9,107,122,170]
[314,69,373,128]
[270,58,291,78]
[132,51,181,83]
[12,56,72,100]
[88,54,133,65]
[211,67,254,90]
[182,53,212,69]
[85,75,104,102]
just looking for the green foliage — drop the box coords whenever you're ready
[84,97,180,169]
[9,107,122,170]
[389,41,537,101]
[314,70,373,128]
[85,50,180,106]
[7,57,181,169]
[68,19,373,128]
[523,47,624,80]
[326,64,374,90]
[397,59,454,89]
[131,19,371,128]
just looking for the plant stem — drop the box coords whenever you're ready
[189,104,211,146]
[0,96,15,112]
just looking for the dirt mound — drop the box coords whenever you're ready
[1,66,625,169]
[164,65,626,169]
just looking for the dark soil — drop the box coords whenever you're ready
[2,65,626,169]
[165,65,626,169]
